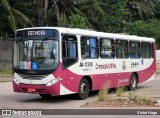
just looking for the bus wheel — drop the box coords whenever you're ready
[128,74,137,91]
[78,78,89,100]
[39,94,52,99]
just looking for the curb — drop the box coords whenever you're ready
[0,80,11,82]
[0,74,12,77]
[0,76,12,83]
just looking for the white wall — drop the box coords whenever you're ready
[156,50,160,64]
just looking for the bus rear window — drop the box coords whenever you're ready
[141,42,151,58]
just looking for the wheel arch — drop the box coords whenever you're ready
[131,72,139,84]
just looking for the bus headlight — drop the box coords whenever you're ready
[13,78,20,85]
[46,77,62,87]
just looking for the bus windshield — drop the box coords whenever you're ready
[13,39,59,70]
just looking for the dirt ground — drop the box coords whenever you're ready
[81,96,159,108]
[82,75,160,108]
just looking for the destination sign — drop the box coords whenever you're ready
[16,29,58,38]
[28,30,46,36]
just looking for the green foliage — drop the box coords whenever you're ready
[126,20,160,49]
[0,0,160,48]
[100,0,128,33]
[71,14,89,29]
[0,0,32,37]
[98,81,110,101]
[128,91,137,101]
[116,86,125,97]
[0,69,11,74]
[135,91,154,105]
[98,89,107,101]
[156,0,160,19]
[77,0,107,31]
[127,0,156,21]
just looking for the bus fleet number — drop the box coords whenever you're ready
[79,62,93,67]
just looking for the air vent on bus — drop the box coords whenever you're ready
[18,73,49,80]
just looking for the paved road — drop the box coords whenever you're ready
[0,80,97,109]
[136,76,160,100]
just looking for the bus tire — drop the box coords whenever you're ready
[128,74,137,91]
[39,94,52,99]
[77,78,89,100]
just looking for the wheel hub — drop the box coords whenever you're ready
[131,77,136,88]
[81,83,87,93]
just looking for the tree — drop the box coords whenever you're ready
[70,14,89,28]
[126,20,160,48]
[36,0,79,27]
[127,0,156,21]
[99,0,128,33]
[0,0,32,37]
[42,0,107,29]
[155,0,160,19]
[76,0,107,31]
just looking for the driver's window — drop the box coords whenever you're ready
[62,34,78,69]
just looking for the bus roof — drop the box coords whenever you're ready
[16,27,155,42]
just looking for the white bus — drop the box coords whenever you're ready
[12,27,156,99]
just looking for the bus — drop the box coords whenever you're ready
[12,27,156,99]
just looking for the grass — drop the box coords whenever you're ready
[116,86,125,97]
[128,91,137,101]
[98,81,110,101]
[136,96,153,105]
[0,69,11,75]
[156,70,160,75]
[127,90,154,106]
[97,85,155,107]
[135,91,154,105]
[98,89,107,101]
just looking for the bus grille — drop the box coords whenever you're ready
[18,73,49,80]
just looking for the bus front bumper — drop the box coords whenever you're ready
[12,81,60,95]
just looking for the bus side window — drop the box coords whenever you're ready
[100,38,115,58]
[129,41,141,58]
[141,42,151,58]
[62,35,78,69]
[115,39,128,58]
[81,36,98,58]
[68,41,76,58]
[89,38,97,58]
